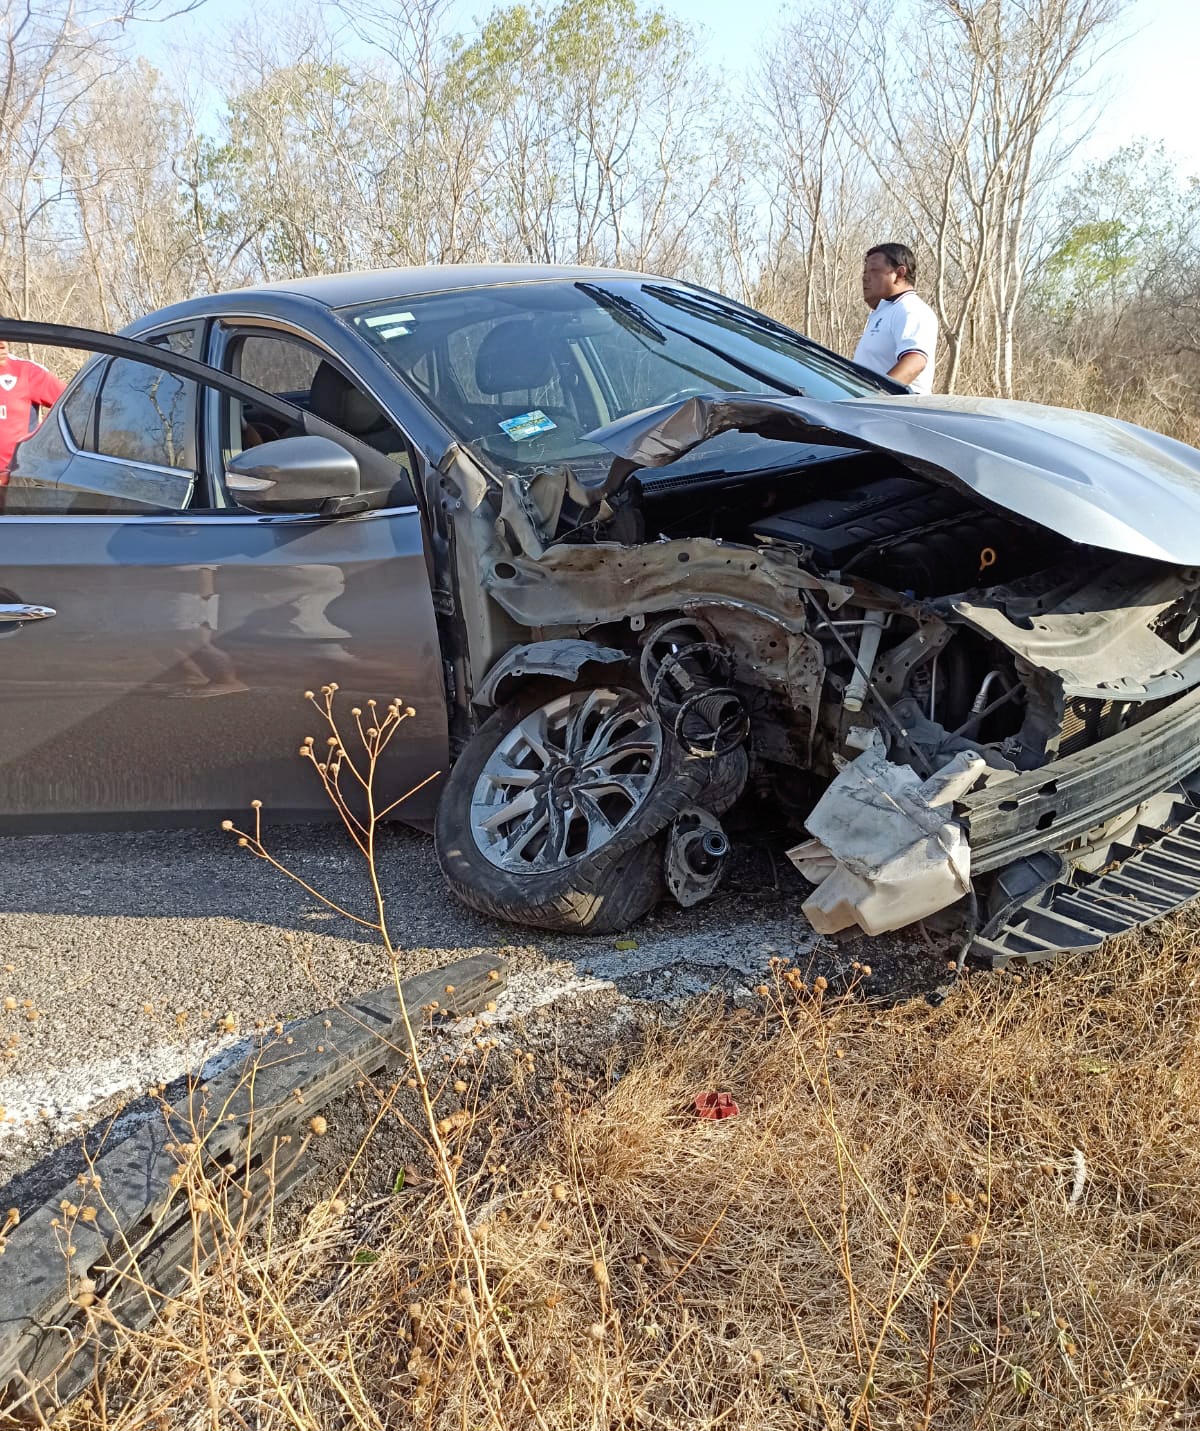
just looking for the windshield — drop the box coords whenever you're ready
[346,279,885,477]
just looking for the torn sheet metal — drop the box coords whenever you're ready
[953,559,1200,700]
[496,465,568,558]
[583,392,1200,564]
[789,742,985,936]
[483,538,854,630]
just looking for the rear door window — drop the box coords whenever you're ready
[5,353,197,515]
[95,357,195,470]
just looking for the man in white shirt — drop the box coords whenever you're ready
[852,243,939,394]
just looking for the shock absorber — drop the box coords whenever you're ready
[843,609,887,713]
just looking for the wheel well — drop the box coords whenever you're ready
[475,640,635,710]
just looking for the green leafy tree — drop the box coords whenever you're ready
[448,0,724,269]
[1039,141,1200,321]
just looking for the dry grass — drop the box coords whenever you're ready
[25,692,1198,1428]
[1016,350,1200,450]
[42,916,1200,1431]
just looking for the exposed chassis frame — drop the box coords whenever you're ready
[962,682,1200,872]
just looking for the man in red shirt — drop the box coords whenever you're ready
[0,335,67,483]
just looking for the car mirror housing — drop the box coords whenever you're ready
[226,435,364,515]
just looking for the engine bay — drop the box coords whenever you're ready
[618,450,1074,598]
[591,452,1113,779]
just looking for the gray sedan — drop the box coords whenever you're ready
[5,265,1200,962]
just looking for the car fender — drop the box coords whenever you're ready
[473,640,632,709]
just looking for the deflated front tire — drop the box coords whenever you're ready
[434,679,736,933]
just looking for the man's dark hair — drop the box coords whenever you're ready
[866,243,917,287]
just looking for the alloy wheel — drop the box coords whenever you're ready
[470,688,664,873]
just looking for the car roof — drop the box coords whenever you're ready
[217,263,662,310]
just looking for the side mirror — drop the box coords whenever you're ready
[226,435,364,515]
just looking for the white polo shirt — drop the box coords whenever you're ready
[852,290,938,394]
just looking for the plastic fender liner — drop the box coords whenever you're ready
[473,640,631,708]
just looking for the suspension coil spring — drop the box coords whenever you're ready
[673,687,751,758]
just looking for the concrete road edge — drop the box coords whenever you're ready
[0,953,507,1414]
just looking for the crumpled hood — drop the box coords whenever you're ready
[583,393,1200,564]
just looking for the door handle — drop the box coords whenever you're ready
[0,603,56,622]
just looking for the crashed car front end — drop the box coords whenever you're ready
[442,387,1200,960]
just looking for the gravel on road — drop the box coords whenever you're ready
[0,819,948,1189]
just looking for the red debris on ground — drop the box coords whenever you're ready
[693,1091,739,1120]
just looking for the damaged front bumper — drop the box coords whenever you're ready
[968,775,1200,965]
[958,681,1200,870]
[791,682,1200,958]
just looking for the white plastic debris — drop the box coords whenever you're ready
[788,742,985,936]
[1068,1147,1088,1207]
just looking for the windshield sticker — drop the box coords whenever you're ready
[499,410,557,442]
[361,311,415,329]
[358,311,415,338]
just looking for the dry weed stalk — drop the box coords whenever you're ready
[222,684,434,938]
[220,686,551,1427]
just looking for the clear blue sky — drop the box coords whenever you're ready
[142,0,1200,176]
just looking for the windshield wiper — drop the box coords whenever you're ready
[644,283,897,393]
[643,283,825,351]
[623,285,800,395]
[575,282,666,342]
[659,316,803,396]
[579,279,801,396]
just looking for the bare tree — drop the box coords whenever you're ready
[0,0,205,324]
[756,4,883,348]
[441,0,726,271]
[51,60,219,326]
[331,0,501,264]
[858,0,1128,394]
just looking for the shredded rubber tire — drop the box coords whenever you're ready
[435,680,736,934]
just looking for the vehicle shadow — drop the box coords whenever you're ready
[0,822,492,937]
[0,819,812,943]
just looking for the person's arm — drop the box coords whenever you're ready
[888,350,927,385]
[889,299,937,388]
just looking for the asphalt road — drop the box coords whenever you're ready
[2,819,938,1189]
